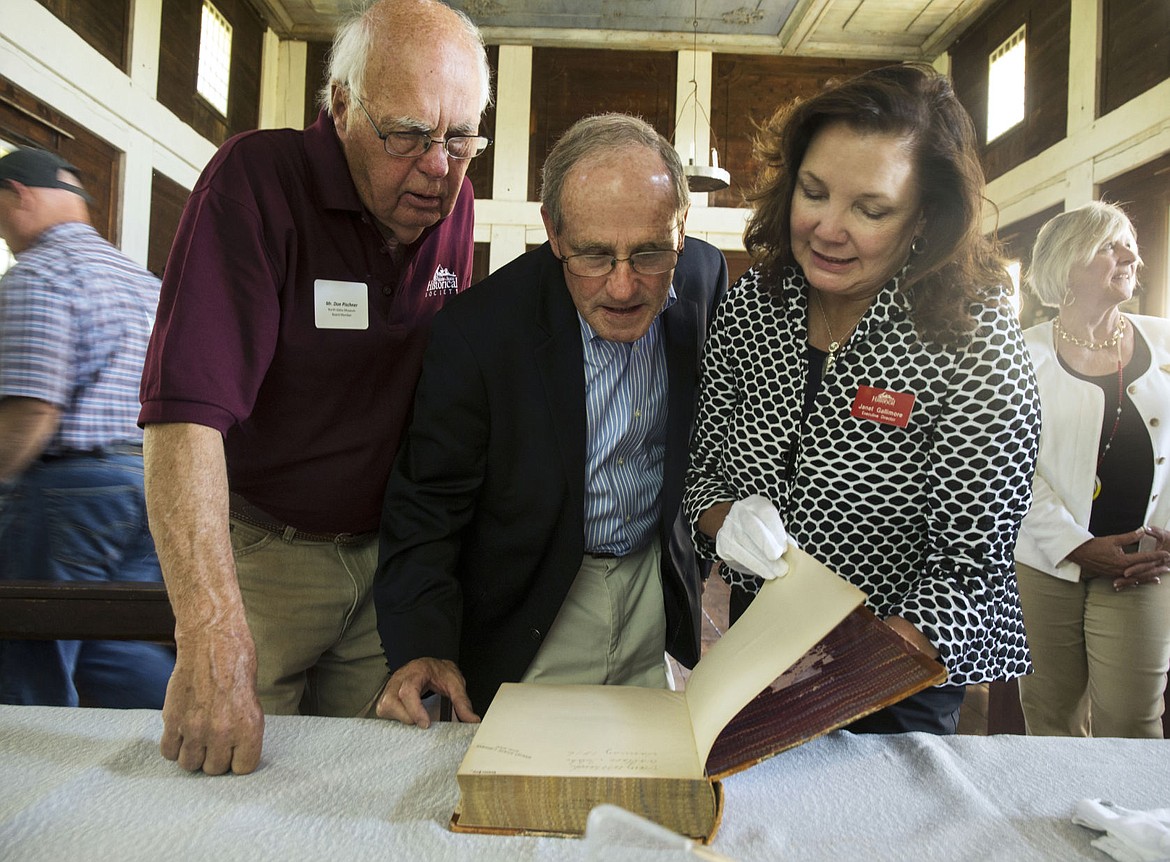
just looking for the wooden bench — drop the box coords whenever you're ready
[0,581,175,643]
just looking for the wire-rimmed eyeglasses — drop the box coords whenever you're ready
[353,95,491,161]
[557,249,683,278]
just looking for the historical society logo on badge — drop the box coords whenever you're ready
[426,265,460,297]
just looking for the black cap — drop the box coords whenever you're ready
[0,147,93,202]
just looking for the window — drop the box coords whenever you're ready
[987,25,1026,142]
[197,0,232,116]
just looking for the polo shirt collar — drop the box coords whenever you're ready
[304,107,365,214]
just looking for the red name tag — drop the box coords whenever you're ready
[851,386,916,428]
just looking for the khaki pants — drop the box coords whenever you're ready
[1017,561,1170,738]
[230,518,388,717]
[522,540,669,688]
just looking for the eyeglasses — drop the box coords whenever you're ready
[558,248,683,278]
[353,95,491,161]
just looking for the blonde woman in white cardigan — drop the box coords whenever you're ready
[1017,201,1170,738]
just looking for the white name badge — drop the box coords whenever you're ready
[314,279,369,330]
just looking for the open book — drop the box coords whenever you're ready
[451,548,946,841]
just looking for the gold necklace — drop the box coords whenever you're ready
[1093,339,1126,501]
[813,290,862,371]
[1054,315,1126,350]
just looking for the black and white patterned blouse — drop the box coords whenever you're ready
[683,265,1040,684]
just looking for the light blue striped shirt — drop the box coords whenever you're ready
[579,289,675,555]
[0,222,158,453]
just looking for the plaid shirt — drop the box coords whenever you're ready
[0,222,158,453]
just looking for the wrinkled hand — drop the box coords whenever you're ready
[715,494,793,580]
[160,629,264,775]
[1068,527,1170,590]
[376,658,480,728]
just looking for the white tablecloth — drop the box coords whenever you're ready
[2,705,1166,861]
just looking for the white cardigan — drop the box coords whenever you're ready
[1015,314,1170,581]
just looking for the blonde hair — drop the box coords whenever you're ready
[1026,201,1143,307]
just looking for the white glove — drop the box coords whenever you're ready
[1073,799,1170,862]
[715,495,793,580]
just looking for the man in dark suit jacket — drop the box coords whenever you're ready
[373,114,728,724]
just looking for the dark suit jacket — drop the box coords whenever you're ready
[374,238,728,712]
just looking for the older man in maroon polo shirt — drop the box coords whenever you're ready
[139,0,491,775]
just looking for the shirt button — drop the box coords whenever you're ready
[1152,418,1161,427]
[624,515,631,523]
[529,628,542,641]
[617,457,624,465]
[1158,457,1166,465]
[634,409,642,418]
[1128,384,1138,395]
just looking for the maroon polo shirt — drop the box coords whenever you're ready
[140,109,475,533]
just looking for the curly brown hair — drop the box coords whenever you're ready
[743,63,1008,347]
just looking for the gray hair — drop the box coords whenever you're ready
[540,114,689,234]
[1026,201,1144,306]
[320,0,492,114]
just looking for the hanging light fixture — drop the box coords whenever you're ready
[676,0,730,193]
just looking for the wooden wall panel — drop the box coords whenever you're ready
[464,45,497,202]
[158,0,264,146]
[304,40,330,127]
[472,242,490,285]
[0,76,119,246]
[723,249,753,286]
[157,0,200,131]
[1101,0,1170,115]
[709,55,885,208]
[34,0,130,72]
[148,170,190,278]
[223,0,264,136]
[528,48,677,202]
[950,0,1070,182]
[1101,153,1170,318]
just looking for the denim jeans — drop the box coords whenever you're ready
[0,453,175,707]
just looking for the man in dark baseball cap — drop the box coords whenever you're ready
[0,147,92,203]
[0,142,172,711]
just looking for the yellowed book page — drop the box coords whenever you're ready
[684,547,865,764]
[459,683,703,779]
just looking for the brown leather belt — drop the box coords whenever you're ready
[228,492,376,545]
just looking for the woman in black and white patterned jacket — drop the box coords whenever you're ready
[683,64,1041,734]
